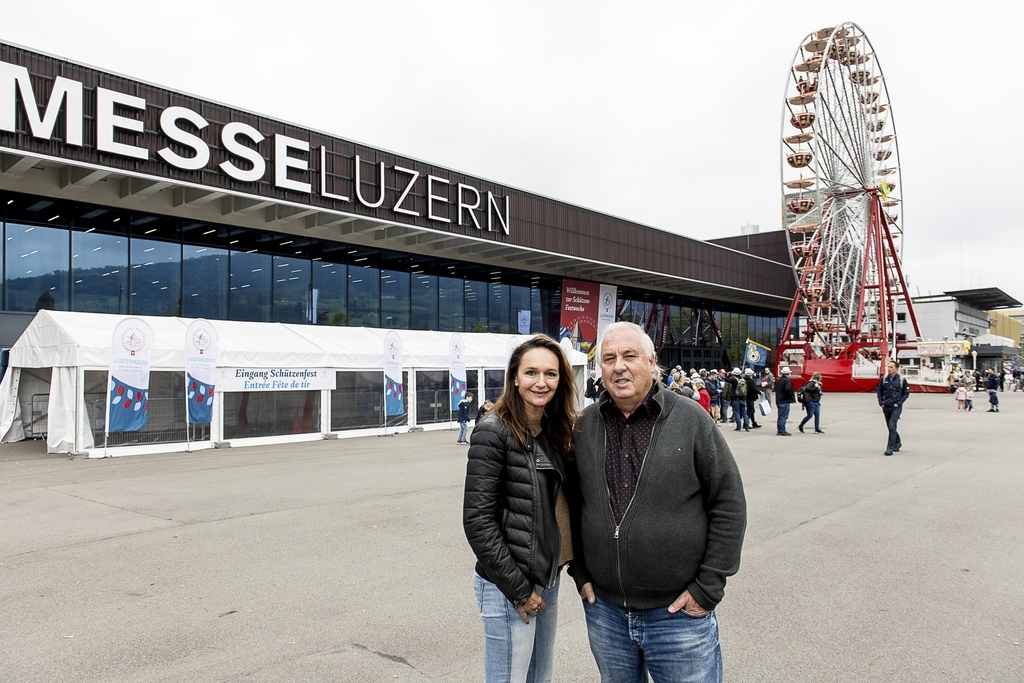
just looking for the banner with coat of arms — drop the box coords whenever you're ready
[449,333,467,407]
[744,338,771,368]
[108,318,154,433]
[384,331,404,416]
[185,319,218,424]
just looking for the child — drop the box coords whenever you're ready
[456,392,474,444]
[955,384,967,411]
[965,389,974,412]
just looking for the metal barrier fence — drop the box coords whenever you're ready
[24,394,49,439]
[87,394,203,447]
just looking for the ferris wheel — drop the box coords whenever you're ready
[779,22,920,370]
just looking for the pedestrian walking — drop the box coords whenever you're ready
[761,368,775,406]
[463,336,580,683]
[775,366,796,435]
[743,368,762,429]
[877,360,909,456]
[456,392,474,444]
[585,370,599,406]
[798,372,824,433]
[986,369,1000,412]
[570,322,747,683]
[706,370,722,422]
[719,369,732,424]
[726,368,750,431]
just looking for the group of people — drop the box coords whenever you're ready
[947,367,1008,413]
[463,323,747,683]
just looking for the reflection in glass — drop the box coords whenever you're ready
[489,283,510,333]
[464,280,487,333]
[348,265,380,327]
[222,390,320,438]
[510,285,530,334]
[4,223,69,312]
[313,261,346,325]
[380,269,409,329]
[484,369,506,403]
[72,231,127,313]
[230,251,272,322]
[415,370,450,424]
[273,255,311,323]
[131,238,181,316]
[183,245,228,319]
[411,272,438,330]
[438,276,464,332]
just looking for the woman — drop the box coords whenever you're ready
[463,335,579,683]
[798,372,824,433]
[694,378,712,414]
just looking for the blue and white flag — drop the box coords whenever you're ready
[449,333,467,407]
[744,339,770,367]
[384,331,404,416]
[108,318,154,432]
[185,319,218,424]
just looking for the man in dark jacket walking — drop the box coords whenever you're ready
[775,366,796,436]
[571,322,746,683]
[877,361,909,455]
[743,368,762,429]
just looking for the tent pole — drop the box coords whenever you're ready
[103,372,110,458]
[184,370,191,453]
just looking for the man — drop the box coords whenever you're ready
[725,368,749,431]
[985,369,1000,412]
[876,361,909,456]
[706,369,722,423]
[761,368,775,406]
[743,368,762,429]
[570,322,747,683]
[719,369,731,424]
[775,366,796,436]
[586,369,599,405]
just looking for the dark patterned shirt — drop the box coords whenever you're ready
[601,384,662,525]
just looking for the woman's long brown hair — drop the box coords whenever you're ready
[492,335,578,460]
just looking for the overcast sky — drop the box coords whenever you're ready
[5,0,1023,307]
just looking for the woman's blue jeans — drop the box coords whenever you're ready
[799,400,821,430]
[474,573,560,683]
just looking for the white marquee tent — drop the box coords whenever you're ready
[0,311,586,457]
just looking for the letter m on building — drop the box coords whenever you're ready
[0,62,83,145]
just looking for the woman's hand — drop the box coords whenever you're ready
[516,589,546,624]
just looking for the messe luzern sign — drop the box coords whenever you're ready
[0,43,511,234]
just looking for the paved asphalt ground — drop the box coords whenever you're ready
[2,391,1022,682]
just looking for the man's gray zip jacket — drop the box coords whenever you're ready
[569,386,746,611]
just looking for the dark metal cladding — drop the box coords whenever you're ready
[0,42,795,305]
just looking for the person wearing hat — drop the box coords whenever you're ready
[725,368,749,431]
[706,370,722,422]
[718,370,731,424]
[742,368,763,429]
[774,367,796,436]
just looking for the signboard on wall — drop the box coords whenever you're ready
[216,368,335,392]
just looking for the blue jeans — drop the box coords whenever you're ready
[776,401,791,433]
[458,421,468,442]
[799,401,820,430]
[731,399,748,429]
[582,595,723,683]
[882,405,902,450]
[474,573,560,683]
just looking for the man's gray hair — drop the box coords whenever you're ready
[596,321,663,381]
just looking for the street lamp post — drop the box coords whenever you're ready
[972,350,978,371]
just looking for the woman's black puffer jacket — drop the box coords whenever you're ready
[463,412,566,606]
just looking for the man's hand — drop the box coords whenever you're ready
[579,582,596,604]
[667,589,708,616]
[516,589,546,624]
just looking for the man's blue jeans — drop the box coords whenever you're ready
[882,405,902,450]
[582,595,723,683]
[731,399,748,429]
[474,573,559,683]
[776,401,791,433]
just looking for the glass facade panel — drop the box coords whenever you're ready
[489,283,511,333]
[222,390,320,439]
[465,280,488,333]
[273,255,311,324]
[183,245,228,319]
[5,223,69,312]
[313,261,346,326]
[229,251,272,322]
[380,269,410,329]
[331,371,383,430]
[438,276,463,332]
[72,230,128,313]
[484,369,505,402]
[411,273,438,330]
[131,238,181,316]
[348,265,380,327]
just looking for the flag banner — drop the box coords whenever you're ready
[744,339,771,367]
[517,309,531,335]
[185,319,218,424]
[559,279,599,359]
[449,333,467,405]
[596,284,618,352]
[109,318,154,433]
[384,331,404,416]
